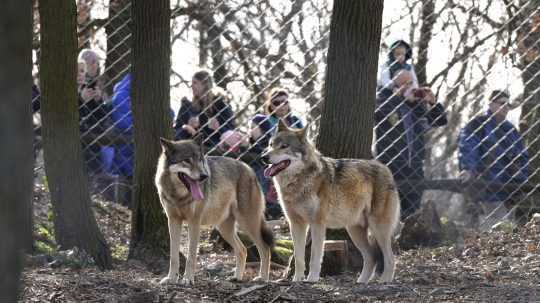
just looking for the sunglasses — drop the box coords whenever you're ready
[271,98,288,106]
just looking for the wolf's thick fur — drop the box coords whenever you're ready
[265,122,400,283]
[155,139,273,285]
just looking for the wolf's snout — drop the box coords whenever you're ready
[260,154,270,165]
[199,173,209,181]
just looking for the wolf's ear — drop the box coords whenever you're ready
[160,137,175,153]
[298,123,309,141]
[277,119,289,132]
[192,134,206,154]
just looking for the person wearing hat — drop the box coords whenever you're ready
[377,40,419,91]
[174,69,235,149]
[374,69,447,219]
[458,90,529,229]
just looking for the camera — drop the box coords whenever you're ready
[412,88,427,99]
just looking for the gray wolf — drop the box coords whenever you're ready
[155,138,274,284]
[264,121,400,283]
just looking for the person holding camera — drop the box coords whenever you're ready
[458,90,528,228]
[374,69,448,218]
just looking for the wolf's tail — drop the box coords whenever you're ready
[260,220,275,248]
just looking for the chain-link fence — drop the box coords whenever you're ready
[32,0,540,229]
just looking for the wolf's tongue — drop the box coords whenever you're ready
[264,165,276,178]
[186,178,204,201]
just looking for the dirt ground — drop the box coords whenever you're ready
[20,184,540,302]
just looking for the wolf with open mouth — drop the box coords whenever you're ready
[155,138,274,285]
[264,121,400,283]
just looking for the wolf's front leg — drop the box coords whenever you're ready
[289,220,308,282]
[306,223,326,282]
[160,218,183,284]
[181,222,201,285]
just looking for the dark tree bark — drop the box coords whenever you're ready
[416,0,436,86]
[38,0,112,270]
[0,0,33,300]
[105,0,131,95]
[309,0,385,275]
[317,0,384,159]
[129,0,172,258]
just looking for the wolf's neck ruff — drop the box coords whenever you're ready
[177,172,204,201]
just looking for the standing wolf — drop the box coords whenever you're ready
[155,138,274,284]
[264,122,400,283]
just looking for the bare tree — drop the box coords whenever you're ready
[38,0,112,269]
[0,0,33,300]
[129,0,172,258]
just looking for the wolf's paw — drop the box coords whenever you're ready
[159,275,178,285]
[180,276,195,285]
[305,274,320,283]
[227,276,242,282]
[252,275,269,282]
[292,274,305,282]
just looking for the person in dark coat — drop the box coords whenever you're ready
[374,69,447,218]
[174,70,235,149]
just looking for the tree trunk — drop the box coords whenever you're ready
[105,0,131,95]
[415,0,435,86]
[317,0,384,159]
[0,0,33,300]
[38,0,112,270]
[129,0,172,259]
[311,0,384,275]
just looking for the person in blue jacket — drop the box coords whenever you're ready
[374,69,447,219]
[174,69,235,149]
[248,87,303,219]
[458,90,528,227]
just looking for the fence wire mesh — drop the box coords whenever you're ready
[32,0,540,230]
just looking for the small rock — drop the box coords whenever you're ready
[528,213,540,225]
[206,262,225,275]
[491,221,514,233]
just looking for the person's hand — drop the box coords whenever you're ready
[208,117,220,130]
[188,116,200,129]
[459,170,475,182]
[81,87,97,102]
[250,126,262,140]
[93,86,103,99]
[182,124,198,136]
[423,88,436,105]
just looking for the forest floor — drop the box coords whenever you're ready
[20,182,540,302]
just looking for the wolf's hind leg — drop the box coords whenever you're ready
[369,222,395,282]
[237,216,273,282]
[346,225,376,283]
[218,216,247,281]
[160,218,183,284]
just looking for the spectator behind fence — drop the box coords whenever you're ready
[377,40,419,91]
[249,87,303,219]
[458,90,528,228]
[78,59,111,176]
[375,70,447,219]
[174,70,235,149]
[78,48,109,99]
